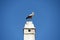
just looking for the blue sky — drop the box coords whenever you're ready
[0,0,60,40]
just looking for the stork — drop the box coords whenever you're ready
[26,12,34,19]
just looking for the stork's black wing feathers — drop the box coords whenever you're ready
[26,16,32,19]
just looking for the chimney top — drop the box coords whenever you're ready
[24,21,35,28]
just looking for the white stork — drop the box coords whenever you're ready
[26,12,34,19]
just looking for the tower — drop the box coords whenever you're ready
[24,21,35,40]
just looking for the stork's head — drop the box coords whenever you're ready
[29,12,34,16]
[32,12,34,16]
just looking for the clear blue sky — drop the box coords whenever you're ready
[0,0,60,40]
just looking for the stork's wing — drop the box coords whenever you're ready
[26,16,32,19]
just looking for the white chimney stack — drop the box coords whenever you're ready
[24,21,35,40]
